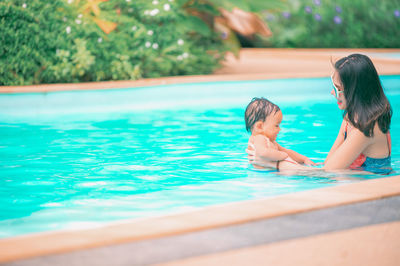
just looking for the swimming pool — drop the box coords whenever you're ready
[1,76,399,238]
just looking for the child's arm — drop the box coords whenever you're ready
[251,135,288,162]
[277,143,315,165]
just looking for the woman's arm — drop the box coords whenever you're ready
[324,119,346,164]
[323,127,371,170]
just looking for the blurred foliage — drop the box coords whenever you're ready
[0,0,226,85]
[181,0,284,57]
[0,0,284,85]
[262,0,400,48]
[3,0,396,86]
[1,0,288,85]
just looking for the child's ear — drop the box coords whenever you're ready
[253,121,264,133]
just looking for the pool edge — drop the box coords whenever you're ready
[1,175,399,263]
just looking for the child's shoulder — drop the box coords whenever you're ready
[249,134,272,145]
[249,134,268,141]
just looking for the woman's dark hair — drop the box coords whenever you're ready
[334,54,392,137]
[245,97,280,132]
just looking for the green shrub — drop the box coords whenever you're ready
[0,1,70,85]
[264,0,400,48]
[0,0,227,85]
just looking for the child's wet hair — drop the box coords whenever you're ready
[245,97,280,132]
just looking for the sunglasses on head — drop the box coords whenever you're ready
[331,74,344,99]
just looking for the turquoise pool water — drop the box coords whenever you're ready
[1,76,399,238]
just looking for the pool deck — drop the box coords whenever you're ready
[1,48,399,93]
[1,48,400,265]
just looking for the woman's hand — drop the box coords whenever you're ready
[246,142,257,164]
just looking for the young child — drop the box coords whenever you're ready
[245,97,316,170]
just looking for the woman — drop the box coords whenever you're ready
[248,54,392,174]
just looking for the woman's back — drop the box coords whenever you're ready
[362,123,391,159]
[344,120,392,174]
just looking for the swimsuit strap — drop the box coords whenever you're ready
[344,121,349,139]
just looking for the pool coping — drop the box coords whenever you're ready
[1,175,400,263]
[1,48,400,263]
